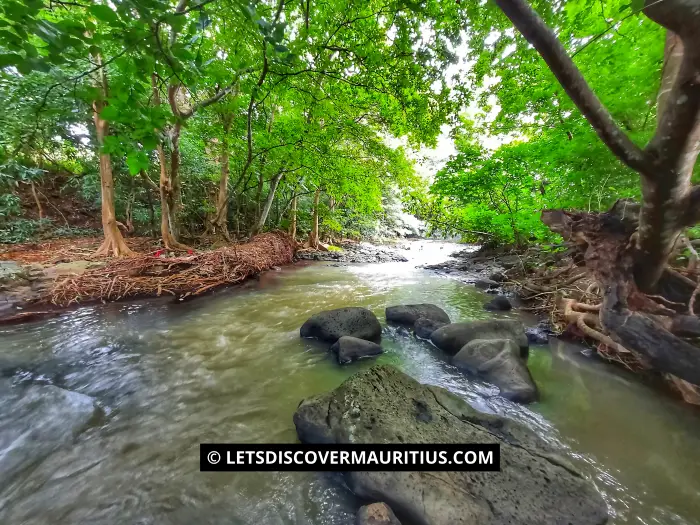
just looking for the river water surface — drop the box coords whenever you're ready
[1,241,700,525]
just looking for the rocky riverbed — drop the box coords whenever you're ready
[296,241,408,263]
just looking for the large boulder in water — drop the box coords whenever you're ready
[386,304,450,325]
[0,382,99,491]
[452,339,538,403]
[331,336,383,364]
[293,365,608,525]
[431,319,528,357]
[356,502,402,525]
[414,317,447,339]
[300,307,381,343]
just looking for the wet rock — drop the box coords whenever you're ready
[0,261,29,284]
[293,365,608,525]
[414,317,447,339]
[489,271,507,283]
[430,319,529,357]
[474,279,499,290]
[499,255,523,270]
[386,304,450,325]
[296,242,408,263]
[300,307,382,344]
[526,326,550,345]
[356,503,402,525]
[484,295,512,311]
[0,382,99,491]
[452,339,538,403]
[331,336,383,364]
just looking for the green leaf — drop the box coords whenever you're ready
[88,4,120,25]
[126,150,149,175]
[99,105,119,121]
[0,52,22,68]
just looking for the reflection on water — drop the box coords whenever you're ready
[0,240,699,525]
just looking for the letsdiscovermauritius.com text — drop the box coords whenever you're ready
[200,443,500,472]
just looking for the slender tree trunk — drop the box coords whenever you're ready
[251,172,284,236]
[289,195,297,241]
[92,55,132,257]
[307,187,320,248]
[30,181,43,220]
[213,115,232,241]
[153,79,190,251]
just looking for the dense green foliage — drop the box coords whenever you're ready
[0,0,469,245]
[0,1,694,248]
[412,0,670,246]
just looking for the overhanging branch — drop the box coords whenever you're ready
[493,0,649,174]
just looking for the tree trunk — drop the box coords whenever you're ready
[289,195,297,241]
[542,205,700,387]
[251,172,284,237]
[307,187,320,248]
[92,55,133,257]
[493,0,700,293]
[154,80,190,251]
[213,115,232,241]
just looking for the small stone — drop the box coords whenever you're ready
[356,502,402,525]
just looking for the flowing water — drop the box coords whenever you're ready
[1,241,700,525]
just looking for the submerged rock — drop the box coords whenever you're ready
[331,336,383,364]
[356,502,402,525]
[484,295,512,311]
[526,326,550,345]
[430,319,528,357]
[386,304,450,325]
[293,365,608,525]
[300,307,382,344]
[0,383,99,491]
[452,339,538,403]
[413,317,447,339]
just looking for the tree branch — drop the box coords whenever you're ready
[493,0,649,174]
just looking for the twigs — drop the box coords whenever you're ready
[47,232,294,306]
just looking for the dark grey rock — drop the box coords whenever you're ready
[484,295,512,311]
[300,307,382,343]
[414,317,447,339]
[430,319,528,357]
[489,271,507,283]
[293,365,608,525]
[452,339,538,403]
[357,503,402,525]
[386,304,450,325]
[331,336,383,364]
[526,327,550,345]
[474,279,499,290]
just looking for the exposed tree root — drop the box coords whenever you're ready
[501,202,700,405]
[47,232,294,306]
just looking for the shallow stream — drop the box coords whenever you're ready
[1,241,699,525]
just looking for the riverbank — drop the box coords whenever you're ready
[0,235,417,324]
[0,232,295,323]
[426,242,700,406]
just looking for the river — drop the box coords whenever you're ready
[1,240,699,525]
